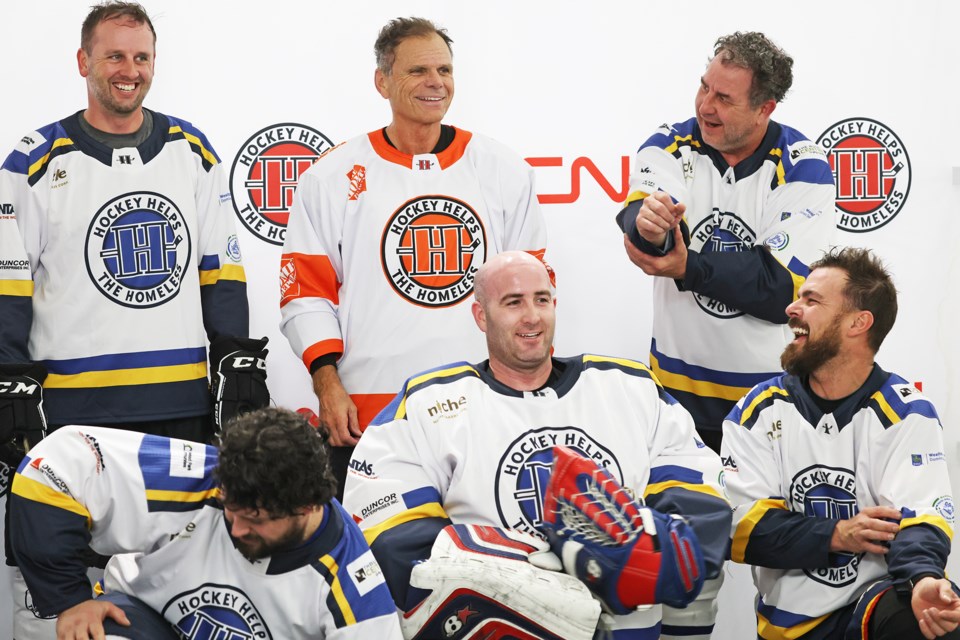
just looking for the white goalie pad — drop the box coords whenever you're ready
[400,524,601,640]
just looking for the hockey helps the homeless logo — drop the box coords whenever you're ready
[85,191,190,308]
[689,211,756,318]
[817,118,910,233]
[163,584,272,639]
[381,195,486,308]
[231,123,335,245]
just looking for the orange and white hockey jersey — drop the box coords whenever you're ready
[280,127,548,427]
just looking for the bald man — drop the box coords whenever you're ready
[343,252,731,638]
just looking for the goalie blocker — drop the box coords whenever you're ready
[540,446,706,613]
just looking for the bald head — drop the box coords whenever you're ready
[474,251,550,307]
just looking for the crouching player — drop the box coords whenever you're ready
[343,252,732,638]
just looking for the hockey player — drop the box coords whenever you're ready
[616,32,836,455]
[722,247,960,639]
[280,17,551,500]
[9,407,402,639]
[0,2,268,636]
[343,251,731,638]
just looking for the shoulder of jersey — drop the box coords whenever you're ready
[2,121,74,181]
[727,374,792,430]
[867,373,941,429]
[774,123,832,185]
[638,117,699,154]
[163,113,222,167]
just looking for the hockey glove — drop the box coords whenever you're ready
[540,445,705,612]
[209,336,269,431]
[0,363,48,468]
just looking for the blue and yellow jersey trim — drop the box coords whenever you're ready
[775,125,835,187]
[756,596,831,640]
[651,341,781,406]
[198,254,246,286]
[730,381,791,432]
[373,362,479,424]
[43,347,207,390]
[0,279,33,297]
[361,486,448,545]
[138,435,219,512]
[900,510,953,542]
[11,470,93,528]
[867,378,941,430]
[644,465,725,502]
[0,122,78,186]
[731,498,789,563]
[639,119,701,159]
[166,116,220,171]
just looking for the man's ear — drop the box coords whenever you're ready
[848,310,874,338]
[471,300,486,333]
[77,48,89,78]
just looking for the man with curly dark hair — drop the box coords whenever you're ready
[8,407,402,639]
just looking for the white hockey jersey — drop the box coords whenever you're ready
[280,127,548,428]
[343,355,731,635]
[9,426,402,639]
[0,109,249,426]
[619,118,836,434]
[722,367,955,639]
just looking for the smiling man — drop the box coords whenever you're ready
[615,32,836,460]
[0,2,268,637]
[722,248,960,639]
[343,251,731,639]
[9,407,402,639]
[280,18,552,503]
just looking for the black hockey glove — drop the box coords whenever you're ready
[0,363,48,469]
[210,336,270,432]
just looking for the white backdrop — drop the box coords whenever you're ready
[2,1,958,637]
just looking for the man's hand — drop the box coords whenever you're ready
[829,505,902,554]
[634,191,685,248]
[623,225,688,279]
[912,577,960,639]
[312,365,360,446]
[56,599,129,640]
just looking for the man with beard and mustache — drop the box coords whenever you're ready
[8,407,402,639]
[0,2,268,636]
[722,247,960,639]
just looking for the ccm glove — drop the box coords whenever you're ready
[540,445,705,612]
[0,363,48,467]
[210,336,269,431]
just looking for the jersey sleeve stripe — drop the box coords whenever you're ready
[901,514,953,541]
[738,386,789,430]
[651,354,756,403]
[731,498,789,562]
[644,480,725,502]
[316,555,357,627]
[868,390,901,428]
[199,263,247,286]
[167,125,218,169]
[45,347,207,375]
[302,339,344,369]
[45,362,207,389]
[279,253,340,308]
[648,464,704,485]
[28,137,75,178]
[11,473,92,527]
[361,503,449,546]
[651,341,780,397]
[756,599,830,639]
[0,280,33,296]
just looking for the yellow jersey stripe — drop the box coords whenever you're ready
[199,263,247,286]
[145,487,220,504]
[623,190,650,207]
[28,137,74,177]
[644,480,727,503]
[362,503,449,546]
[651,354,752,402]
[870,390,901,426]
[739,386,790,427]
[318,555,356,626]
[169,126,218,166]
[12,473,91,528]
[0,280,33,297]
[758,609,829,639]
[731,498,788,562]
[902,514,953,541]
[45,362,207,389]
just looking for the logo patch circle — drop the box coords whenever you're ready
[688,212,756,318]
[934,496,955,523]
[163,584,272,639]
[85,191,191,308]
[381,195,486,307]
[230,123,335,246]
[816,117,911,233]
[495,426,623,538]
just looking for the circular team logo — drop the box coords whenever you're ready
[85,191,191,308]
[817,117,911,233]
[380,195,486,307]
[230,123,335,246]
[790,464,861,587]
[934,495,955,524]
[688,213,756,318]
[495,427,623,538]
[163,584,272,639]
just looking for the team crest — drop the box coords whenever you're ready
[790,464,860,586]
[380,195,486,307]
[85,191,191,309]
[817,118,911,233]
[689,212,756,318]
[495,427,623,538]
[163,584,272,639]
[230,123,335,246]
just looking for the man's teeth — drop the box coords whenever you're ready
[115,83,136,91]
[793,327,809,337]
[519,332,540,338]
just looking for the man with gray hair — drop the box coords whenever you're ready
[281,17,551,501]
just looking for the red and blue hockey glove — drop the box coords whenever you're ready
[540,446,705,612]
[209,336,269,431]
[0,363,47,469]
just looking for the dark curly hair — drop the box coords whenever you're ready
[81,2,156,53]
[714,31,793,107]
[215,407,337,516]
[374,17,453,74]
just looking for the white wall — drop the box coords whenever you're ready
[2,1,958,637]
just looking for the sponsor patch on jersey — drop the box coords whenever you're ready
[425,395,468,422]
[85,191,192,308]
[817,117,911,233]
[77,431,106,474]
[911,454,924,466]
[348,550,386,596]
[348,457,377,479]
[790,464,860,587]
[360,492,398,520]
[891,383,922,402]
[934,496,955,523]
[230,123,336,246]
[786,141,827,163]
[347,164,366,201]
[380,195,486,308]
[226,234,243,263]
[169,440,206,479]
[495,427,623,538]
[29,457,73,496]
[764,231,789,251]
[689,212,757,318]
[163,584,272,639]
[926,451,945,463]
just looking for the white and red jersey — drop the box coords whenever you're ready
[280,127,548,427]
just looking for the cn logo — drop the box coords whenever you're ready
[525,156,631,204]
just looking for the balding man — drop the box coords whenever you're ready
[343,251,731,638]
